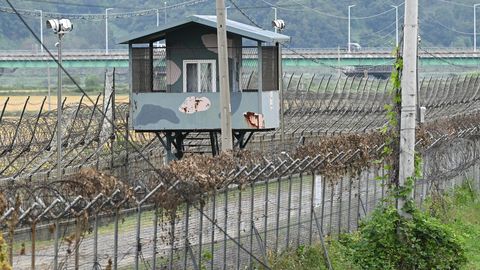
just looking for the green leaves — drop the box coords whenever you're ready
[342,205,467,270]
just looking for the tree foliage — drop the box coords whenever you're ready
[0,0,477,50]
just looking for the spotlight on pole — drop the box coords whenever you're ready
[272,19,285,32]
[46,18,73,34]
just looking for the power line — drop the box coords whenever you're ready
[0,0,210,20]
[431,0,471,8]
[420,17,473,35]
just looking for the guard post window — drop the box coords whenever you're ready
[183,60,216,93]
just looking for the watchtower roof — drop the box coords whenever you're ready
[119,15,290,44]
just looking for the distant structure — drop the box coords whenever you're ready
[120,15,290,160]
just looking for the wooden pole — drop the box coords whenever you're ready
[216,0,233,151]
[399,0,418,216]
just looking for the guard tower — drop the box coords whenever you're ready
[120,15,290,160]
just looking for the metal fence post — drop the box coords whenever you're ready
[275,178,281,253]
[210,193,216,270]
[113,207,119,270]
[236,188,242,270]
[223,189,228,270]
[297,173,303,247]
[135,205,142,270]
[53,219,60,270]
[198,204,204,269]
[286,175,293,248]
[249,182,255,268]
[93,213,99,269]
[309,172,315,245]
[152,204,159,270]
[184,203,190,270]
[263,178,269,249]
[337,176,343,234]
[168,212,176,270]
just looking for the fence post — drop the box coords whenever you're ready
[297,173,303,247]
[249,182,255,268]
[337,176,343,234]
[31,222,36,270]
[152,204,159,270]
[223,189,228,270]
[308,172,315,245]
[263,178,269,249]
[75,216,82,270]
[168,211,176,270]
[286,175,293,248]
[135,205,142,270]
[93,213,99,269]
[210,193,216,270]
[53,219,60,270]
[236,188,242,270]
[113,207,119,270]
[198,204,204,269]
[274,178,281,253]
[183,203,190,270]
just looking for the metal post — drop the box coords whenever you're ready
[31,222,36,270]
[113,208,119,270]
[164,2,167,24]
[348,5,356,53]
[475,4,480,52]
[53,219,60,270]
[286,175,293,248]
[56,34,63,183]
[257,42,263,114]
[184,204,190,270]
[392,5,399,47]
[35,10,43,53]
[93,213,99,269]
[297,174,303,247]
[105,8,113,55]
[399,0,418,216]
[135,205,142,270]
[210,193,216,270]
[223,189,228,270]
[236,189,242,270]
[272,7,278,33]
[215,0,233,151]
[278,43,285,145]
[47,65,51,111]
[152,205,159,270]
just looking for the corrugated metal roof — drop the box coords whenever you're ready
[119,15,290,44]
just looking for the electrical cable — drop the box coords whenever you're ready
[0,0,210,20]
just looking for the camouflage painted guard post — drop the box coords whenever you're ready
[119,15,290,161]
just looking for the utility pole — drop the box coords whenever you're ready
[392,5,399,47]
[398,0,418,216]
[474,4,480,52]
[216,0,233,151]
[348,5,355,53]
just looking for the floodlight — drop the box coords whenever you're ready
[46,18,73,34]
[272,19,285,31]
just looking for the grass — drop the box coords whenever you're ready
[265,181,480,270]
[428,181,480,270]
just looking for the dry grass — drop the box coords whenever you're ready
[0,95,129,113]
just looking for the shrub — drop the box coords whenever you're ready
[341,205,467,270]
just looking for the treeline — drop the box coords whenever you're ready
[0,0,477,50]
